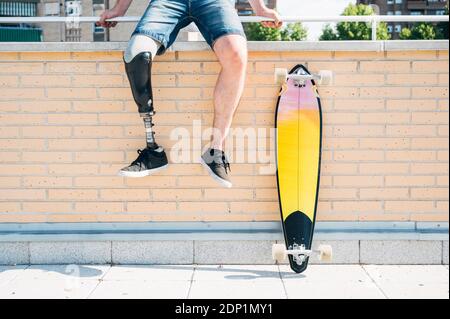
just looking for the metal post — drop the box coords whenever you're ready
[105,0,110,42]
[371,18,378,41]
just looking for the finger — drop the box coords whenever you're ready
[273,19,280,27]
[274,13,282,27]
[98,14,106,25]
[271,17,281,28]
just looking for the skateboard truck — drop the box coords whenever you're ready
[272,243,333,266]
[274,68,333,94]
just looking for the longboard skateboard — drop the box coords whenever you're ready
[273,65,333,273]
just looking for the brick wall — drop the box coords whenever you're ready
[0,49,448,223]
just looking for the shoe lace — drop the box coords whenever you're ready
[206,149,231,174]
[131,149,147,167]
[222,157,231,174]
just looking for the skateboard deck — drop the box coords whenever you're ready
[275,64,322,273]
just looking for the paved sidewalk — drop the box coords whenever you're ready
[0,265,448,299]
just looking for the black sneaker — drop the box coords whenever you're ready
[118,147,168,178]
[200,148,232,188]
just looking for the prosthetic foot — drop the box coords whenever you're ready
[119,52,168,177]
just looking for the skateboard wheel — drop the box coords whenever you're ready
[318,70,333,86]
[274,68,288,85]
[318,244,333,262]
[272,244,287,262]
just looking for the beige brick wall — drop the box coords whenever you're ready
[0,49,448,223]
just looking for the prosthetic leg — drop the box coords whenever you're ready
[125,52,158,150]
[118,51,168,177]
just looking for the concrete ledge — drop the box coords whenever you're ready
[443,241,449,265]
[29,241,110,264]
[0,222,447,265]
[194,241,274,264]
[112,241,193,265]
[0,40,447,52]
[0,240,447,265]
[360,241,443,265]
[0,242,28,265]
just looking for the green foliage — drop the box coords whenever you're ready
[319,24,338,41]
[281,23,308,41]
[245,22,282,41]
[411,23,436,40]
[336,4,376,40]
[401,6,448,41]
[400,23,438,40]
[319,4,390,41]
[399,27,412,40]
[244,22,307,41]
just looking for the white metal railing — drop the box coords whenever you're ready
[0,15,448,41]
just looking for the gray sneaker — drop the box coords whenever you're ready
[200,148,232,188]
[118,147,168,178]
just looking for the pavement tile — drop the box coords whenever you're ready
[279,265,371,282]
[364,265,449,299]
[283,281,385,299]
[0,278,98,299]
[103,265,194,281]
[189,281,286,299]
[0,264,447,299]
[280,265,385,299]
[0,266,28,287]
[364,265,449,284]
[16,265,110,281]
[190,265,285,299]
[193,265,281,281]
[371,282,448,299]
[89,280,191,299]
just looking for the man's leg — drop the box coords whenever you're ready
[118,35,169,178]
[124,35,160,150]
[124,34,160,64]
[199,35,248,188]
[118,0,191,178]
[210,35,248,151]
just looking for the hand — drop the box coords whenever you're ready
[258,8,283,29]
[96,8,123,28]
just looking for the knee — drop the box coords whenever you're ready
[124,35,160,63]
[222,46,247,72]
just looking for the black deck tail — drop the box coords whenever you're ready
[284,211,313,273]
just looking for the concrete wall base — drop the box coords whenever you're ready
[0,240,448,266]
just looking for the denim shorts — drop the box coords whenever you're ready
[132,0,246,55]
